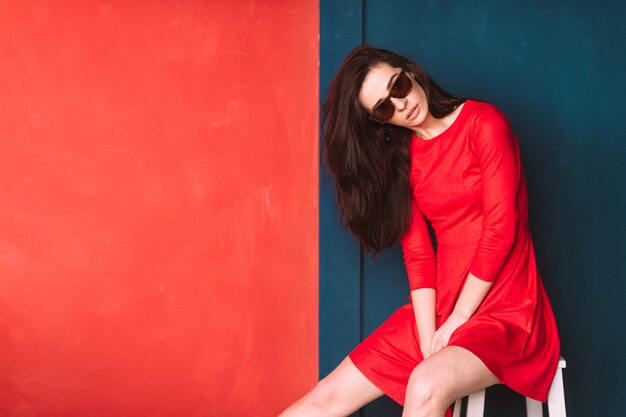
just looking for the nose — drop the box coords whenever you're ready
[389,97,408,111]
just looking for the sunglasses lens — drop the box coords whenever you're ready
[372,100,394,123]
[391,71,412,98]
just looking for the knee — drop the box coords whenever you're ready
[279,379,342,417]
[405,373,444,416]
[300,379,337,412]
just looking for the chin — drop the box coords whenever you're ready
[408,113,427,128]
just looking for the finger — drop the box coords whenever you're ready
[433,335,448,352]
[431,338,442,353]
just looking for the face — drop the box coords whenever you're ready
[358,63,430,129]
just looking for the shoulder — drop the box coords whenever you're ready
[464,100,513,138]
[465,100,509,125]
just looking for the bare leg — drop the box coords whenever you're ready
[277,356,384,417]
[402,346,498,417]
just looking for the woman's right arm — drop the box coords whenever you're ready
[410,288,436,359]
[401,196,437,359]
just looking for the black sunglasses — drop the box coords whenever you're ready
[369,68,413,123]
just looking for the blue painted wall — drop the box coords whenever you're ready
[320,1,626,416]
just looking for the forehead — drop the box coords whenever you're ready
[359,63,401,110]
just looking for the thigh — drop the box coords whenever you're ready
[279,356,384,417]
[319,356,385,413]
[408,346,498,406]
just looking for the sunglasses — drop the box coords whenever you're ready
[369,68,413,123]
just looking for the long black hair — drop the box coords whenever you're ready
[322,45,464,255]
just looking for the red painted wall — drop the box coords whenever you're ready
[0,1,318,416]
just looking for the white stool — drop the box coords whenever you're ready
[452,356,566,417]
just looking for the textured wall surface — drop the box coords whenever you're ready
[320,1,625,416]
[0,1,319,416]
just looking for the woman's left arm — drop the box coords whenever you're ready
[430,106,521,354]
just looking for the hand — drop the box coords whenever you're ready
[429,311,469,355]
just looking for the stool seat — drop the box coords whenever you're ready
[452,356,567,417]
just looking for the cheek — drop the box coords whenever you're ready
[416,90,429,111]
[416,87,427,101]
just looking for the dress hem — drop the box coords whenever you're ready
[348,351,406,406]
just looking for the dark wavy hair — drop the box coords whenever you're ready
[322,45,464,256]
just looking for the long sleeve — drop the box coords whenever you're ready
[468,108,521,282]
[401,195,437,290]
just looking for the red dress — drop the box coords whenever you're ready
[349,100,560,408]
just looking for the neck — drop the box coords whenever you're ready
[411,114,449,140]
[411,103,465,140]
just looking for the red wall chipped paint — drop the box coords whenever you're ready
[0,1,318,416]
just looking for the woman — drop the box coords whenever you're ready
[279,45,560,417]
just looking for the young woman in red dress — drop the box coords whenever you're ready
[278,45,560,417]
